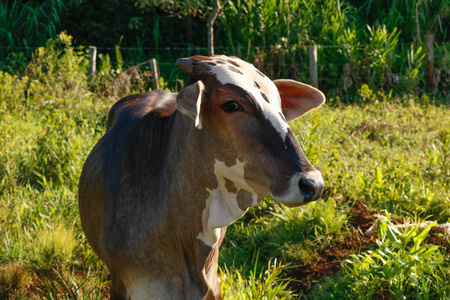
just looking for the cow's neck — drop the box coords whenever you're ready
[154,112,239,298]
[165,113,250,241]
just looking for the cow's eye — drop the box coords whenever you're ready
[221,101,243,113]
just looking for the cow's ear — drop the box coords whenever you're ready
[176,80,205,129]
[274,79,325,122]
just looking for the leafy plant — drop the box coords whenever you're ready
[307,214,448,299]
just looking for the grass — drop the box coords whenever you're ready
[0,34,449,298]
[220,257,298,300]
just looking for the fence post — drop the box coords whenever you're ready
[309,45,318,88]
[150,58,160,90]
[426,34,435,93]
[88,46,97,76]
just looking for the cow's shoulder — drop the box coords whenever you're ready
[107,90,177,130]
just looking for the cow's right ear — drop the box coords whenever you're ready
[274,79,325,122]
[176,80,205,129]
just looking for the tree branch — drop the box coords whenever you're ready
[207,0,228,56]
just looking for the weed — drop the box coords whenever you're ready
[220,258,297,300]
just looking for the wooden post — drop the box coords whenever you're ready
[150,58,160,90]
[88,46,97,76]
[309,45,318,88]
[426,34,435,93]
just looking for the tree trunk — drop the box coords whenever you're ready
[207,0,228,56]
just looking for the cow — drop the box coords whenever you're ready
[78,55,325,300]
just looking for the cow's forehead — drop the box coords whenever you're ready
[197,56,289,139]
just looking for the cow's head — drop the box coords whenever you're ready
[176,55,325,213]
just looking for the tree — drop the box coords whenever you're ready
[137,0,228,55]
[207,0,228,55]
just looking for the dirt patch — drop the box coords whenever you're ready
[285,228,378,293]
[348,199,380,231]
[285,198,449,295]
[427,227,450,254]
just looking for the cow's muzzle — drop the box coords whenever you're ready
[298,173,324,203]
[273,169,324,207]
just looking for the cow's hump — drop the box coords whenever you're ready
[107,90,177,130]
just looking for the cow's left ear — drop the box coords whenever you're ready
[274,79,325,122]
[176,80,205,129]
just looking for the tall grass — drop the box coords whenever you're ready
[0,0,68,65]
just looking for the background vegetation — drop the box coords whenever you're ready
[0,0,449,299]
[0,0,449,97]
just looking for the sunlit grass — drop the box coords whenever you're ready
[220,258,297,300]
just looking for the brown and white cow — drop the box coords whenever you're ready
[78,55,325,299]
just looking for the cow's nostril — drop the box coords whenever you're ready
[298,177,315,200]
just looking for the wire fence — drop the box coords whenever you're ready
[1,42,448,91]
[1,41,449,51]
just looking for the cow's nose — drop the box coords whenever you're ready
[298,175,324,203]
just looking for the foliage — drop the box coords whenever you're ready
[0,0,67,61]
[0,34,110,299]
[1,0,449,97]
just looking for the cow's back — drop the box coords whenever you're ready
[78,90,177,264]
[107,90,177,130]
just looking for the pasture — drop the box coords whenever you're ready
[0,35,449,299]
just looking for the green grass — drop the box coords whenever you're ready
[0,34,449,299]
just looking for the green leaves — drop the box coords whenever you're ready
[374,166,383,189]
[341,215,445,299]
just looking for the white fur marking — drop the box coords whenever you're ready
[197,159,258,247]
[127,279,167,300]
[208,56,289,140]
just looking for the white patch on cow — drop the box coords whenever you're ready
[208,56,290,140]
[197,159,258,247]
[126,279,168,300]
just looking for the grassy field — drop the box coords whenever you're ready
[0,34,449,299]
